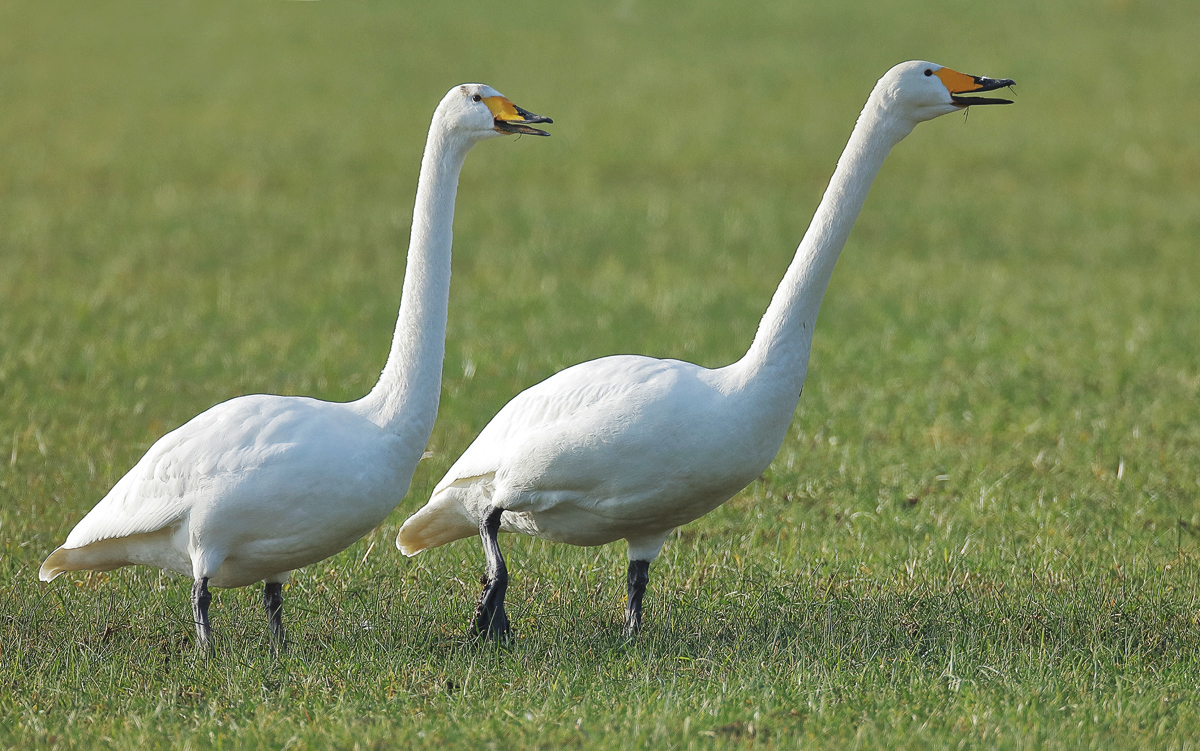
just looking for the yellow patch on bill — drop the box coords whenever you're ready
[484,96,522,121]
[933,67,980,95]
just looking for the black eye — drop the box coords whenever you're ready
[472,94,482,102]
[924,69,933,76]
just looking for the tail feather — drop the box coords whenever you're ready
[39,528,184,581]
[39,547,71,582]
[39,543,125,581]
[397,494,477,555]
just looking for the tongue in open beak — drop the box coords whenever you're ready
[485,96,553,136]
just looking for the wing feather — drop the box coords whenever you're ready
[61,393,383,550]
[431,355,679,499]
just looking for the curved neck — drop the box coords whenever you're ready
[355,120,471,438]
[735,94,914,384]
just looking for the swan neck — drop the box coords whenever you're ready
[737,94,912,383]
[357,120,470,438]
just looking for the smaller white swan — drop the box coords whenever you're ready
[398,62,1014,637]
[39,84,552,650]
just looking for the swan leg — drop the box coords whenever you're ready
[623,560,651,636]
[472,506,510,638]
[263,582,285,646]
[191,577,214,654]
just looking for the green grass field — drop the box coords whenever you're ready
[3,0,1199,747]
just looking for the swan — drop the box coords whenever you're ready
[38,84,552,650]
[398,62,1013,637]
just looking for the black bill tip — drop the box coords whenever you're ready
[952,76,1016,106]
[495,104,553,136]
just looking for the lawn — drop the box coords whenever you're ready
[2,0,1198,748]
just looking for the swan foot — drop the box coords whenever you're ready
[264,582,285,649]
[472,506,510,639]
[191,577,214,655]
[623,560,651,637]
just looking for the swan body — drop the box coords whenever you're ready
[402,354,790,560]
[43,396,413,588]
[39,84,552,648]
[399,62,1014,636]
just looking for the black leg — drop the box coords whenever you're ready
[191,577,213,654]
[472,506,510,638]
[623,560,651,637]
[264,582,285,646]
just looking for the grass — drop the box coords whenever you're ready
[2,0,1199,747]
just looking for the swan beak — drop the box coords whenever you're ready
[934,67,1016,106]
[485,96,553,136]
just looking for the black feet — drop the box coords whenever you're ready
[472,506,510,639]
[623,560,651,637]
[191,577,213,654]
[264,582,285,646]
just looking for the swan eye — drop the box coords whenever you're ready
[472,94,482,102]
[924,69,933,76]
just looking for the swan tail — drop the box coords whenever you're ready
[38,547,71,582]
[39,528,184,582]
[397,493,477,556]
[39,542,127,582]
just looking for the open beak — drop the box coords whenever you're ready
[934,67,1016,107]
[484,96,553,136]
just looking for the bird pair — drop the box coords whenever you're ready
[40,62,1014,650]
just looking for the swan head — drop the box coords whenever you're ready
[436,84,552,141]
[876,61,1014,124]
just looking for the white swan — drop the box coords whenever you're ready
[39,84,552,650]
[398,62,1013,637]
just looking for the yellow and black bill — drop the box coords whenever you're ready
[934,68,1016,106]
[485,96,553,136]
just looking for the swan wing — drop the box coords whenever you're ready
[60,412,218,550]
[61,394,406,551]
[402,354,770,553]
[431,355,681,497]
[399,356,676,553]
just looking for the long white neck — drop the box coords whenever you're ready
[734,91,915,386]
[354,118,471,440]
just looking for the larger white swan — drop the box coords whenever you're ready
[398,62,1013,637]
[39,84,552,649]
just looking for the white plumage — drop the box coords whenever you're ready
[399,62,1014,637]
[404,355,781,560]
[43,397,412,588]
[39,83,551,648]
